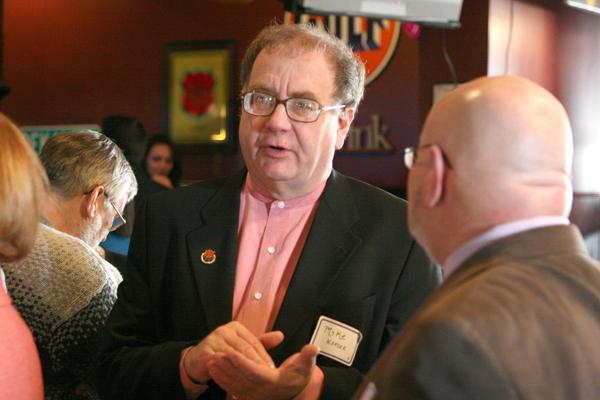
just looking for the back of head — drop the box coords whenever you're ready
[40,130,138,204]
[424,76,573,222]
[0,113,48,262]
[240,23,366,109]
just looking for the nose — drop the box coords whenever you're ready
[265,103,292,132]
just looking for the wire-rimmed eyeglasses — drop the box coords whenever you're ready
[241,90,346,123]
[106,194,126,231]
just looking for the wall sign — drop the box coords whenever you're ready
[284,12,400,85]
[343,114,394,153]
[21,125,101,154]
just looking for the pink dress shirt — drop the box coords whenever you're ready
[233,176,325,335]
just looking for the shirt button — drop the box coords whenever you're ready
[277,201,285,209]
[253,292,263,300]
[267,246,275,254]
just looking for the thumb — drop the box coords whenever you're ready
[298,344,320,367]
[258,330,285,350]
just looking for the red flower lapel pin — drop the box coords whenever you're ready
[200,249,217,265]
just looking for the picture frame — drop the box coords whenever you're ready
[162,40,236,153]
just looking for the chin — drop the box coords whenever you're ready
[255,165,295,182]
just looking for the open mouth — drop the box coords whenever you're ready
[262,144,289,158]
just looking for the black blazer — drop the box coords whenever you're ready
[98,170,441,399]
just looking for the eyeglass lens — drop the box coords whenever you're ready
[404,147,415,169]
[243,91,322,122]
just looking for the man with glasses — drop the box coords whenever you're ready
[2,130,137,399]
[99,23,440,400]
[354,76,600,399]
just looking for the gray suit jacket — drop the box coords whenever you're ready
[355,224,600,400]
[98,170,441,399]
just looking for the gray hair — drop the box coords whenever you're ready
[40,130,137,203]
[240,23,366,109]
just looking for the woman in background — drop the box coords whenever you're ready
[0,112,47,399]
[140,134,181,192]
[132,135,182,238]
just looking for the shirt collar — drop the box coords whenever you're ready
[245,174,326,208]
[443,216,570,278]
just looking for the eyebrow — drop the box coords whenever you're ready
[246,85,319,101]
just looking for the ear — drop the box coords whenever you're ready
[334,107,355,150]
[423,145,446,208]
[0,240,20,261]
[81,186,105,219]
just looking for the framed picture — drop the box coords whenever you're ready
[162,40,236,153]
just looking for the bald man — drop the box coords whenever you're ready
[353,76,600,400]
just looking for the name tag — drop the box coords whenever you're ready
[310,315,363,366]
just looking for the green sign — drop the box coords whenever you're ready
[21,125,101,154]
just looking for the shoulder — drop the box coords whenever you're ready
[324,171,408,228]
[148,173,241,208]
[23,224,117,293]
[415,258,574,340]
[328,171,406,209]
[4,224,119,326]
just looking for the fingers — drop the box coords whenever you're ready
[225,324,275,367]
[258,330,284,350]
[185,322,275,381]
[208,352,275,399]
[207,354,247,393]
[208,346,316,400]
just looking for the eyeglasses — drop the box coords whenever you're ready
[241,90,346,123]
[106,194,126,231]
[404,144,453,169]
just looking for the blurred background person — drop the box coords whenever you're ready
[100,115,147,257]
[0,112,46,400]
[101,115,147,175]
[137,134,181,198]
[2,130,137,399]
[133,135,182,240]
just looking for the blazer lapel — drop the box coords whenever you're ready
[186,172,245,331]
[272,171,361,355]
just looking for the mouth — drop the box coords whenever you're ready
[261,144,290,158]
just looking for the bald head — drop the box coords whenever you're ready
[425,76,572,187]
[408,76,573,263]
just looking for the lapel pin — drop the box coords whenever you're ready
[200,249,216,265]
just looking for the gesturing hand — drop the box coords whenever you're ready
[207,343,320,400]
[183,321,284,384]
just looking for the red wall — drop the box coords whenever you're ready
[2,0,488,188]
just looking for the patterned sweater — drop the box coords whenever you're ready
[1,224,122,400]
